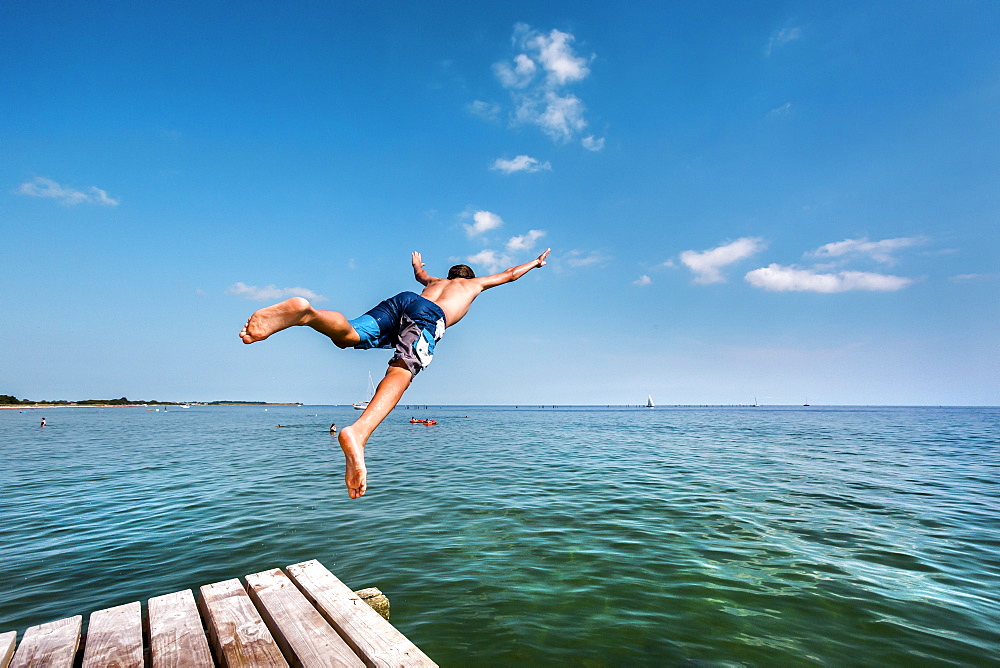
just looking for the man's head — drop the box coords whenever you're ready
[447,264,476,279]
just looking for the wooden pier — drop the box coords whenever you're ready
[2,559,437,667]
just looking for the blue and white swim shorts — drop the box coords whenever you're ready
[347,292,446,376]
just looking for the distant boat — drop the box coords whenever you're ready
[353,371,376,410]
[646,394,655,408]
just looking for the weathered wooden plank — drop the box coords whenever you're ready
[199,578,288,667]
[82,601,143,668]
[1,632,17,668]
[147,589,214,667]
[287,560,437,668]
[246,568,363,668]
[9,616,81,668]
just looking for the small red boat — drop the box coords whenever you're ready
[409,418,437,425]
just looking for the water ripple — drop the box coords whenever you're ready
[1,405,998,664]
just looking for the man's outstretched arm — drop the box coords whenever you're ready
[478,248,550,290]
[411,251,436,285]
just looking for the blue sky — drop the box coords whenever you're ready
[2,1,997,405]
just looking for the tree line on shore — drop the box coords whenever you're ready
[1,394,170,406]
[2,394,277,406]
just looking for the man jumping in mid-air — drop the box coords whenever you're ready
[240,249,550,499]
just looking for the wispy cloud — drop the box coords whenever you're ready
[464,210,504,237]
[494,53,538,89]
[467,100,501,122]
[745,265,913,292]
[768,102,792,117]
[633,275,652,286]
[489,24,603,150]
[765,26,802,57]
[581,135,605,151]
[809,236,927,265]
[680,237,766,284]
[467,249,512,273]
[18,177,120,206]
[565,249,608,267]
[227,282,327,302]
[950,273,999,283]
[513,90,588,144]
[491,155,552,174]
[506,229,546,251]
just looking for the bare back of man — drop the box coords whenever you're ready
[417,279,481,326]
[414,249,551,326]
[239,248,550,499]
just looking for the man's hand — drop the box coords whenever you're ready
[536,248,551,267]
[412,251,433,285]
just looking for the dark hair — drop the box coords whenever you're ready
[448,264,475,279]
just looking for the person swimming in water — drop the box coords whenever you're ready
[240,249,549,499]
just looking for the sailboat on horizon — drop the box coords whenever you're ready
[353,371,376,410]
[646,394,655,408]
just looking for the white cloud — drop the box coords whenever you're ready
[515,91,588,143]
[491,155,552,174]
[745,265,913,292]
[227,282,327,302]
[506,229,546,251]
[464,210,504,237]
[768,102,792,116]
[466,100,501,122]
[766,27,802,57]
[467,249,512,273]
[581,135,605,151]
[565,249,608,267]
[18,177,120,206]
[950,273,998,283]
[524,26,591,86]
[810,236,927,265]
[493,53,537,89]
[680,237,766,284]
[633,275,652,286]
[488,24,598,146]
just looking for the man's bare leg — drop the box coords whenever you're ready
[338,361,413,499]
[240,297,360,348]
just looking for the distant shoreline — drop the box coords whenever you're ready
[0,402,303,409]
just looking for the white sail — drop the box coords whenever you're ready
[353,371,376,410]
[646,394,655,408]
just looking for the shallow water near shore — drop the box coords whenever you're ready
[2,405,998,664]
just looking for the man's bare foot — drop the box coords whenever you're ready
[338,425,368,499]
[240,297,312,344]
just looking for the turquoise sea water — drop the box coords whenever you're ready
[2,405,998,665]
